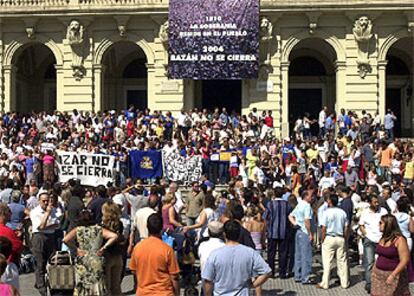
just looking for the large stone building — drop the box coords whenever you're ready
[0,0,413,137]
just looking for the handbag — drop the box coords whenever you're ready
[182,239,195,265]
[46,251,75,290]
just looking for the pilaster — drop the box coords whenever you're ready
[280,61,290,138]
[377,60,388,120]
[334,61,347,115]
[3,65,16,112]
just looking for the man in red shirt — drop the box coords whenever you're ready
[264,110,274,128]
[0,203,23,264]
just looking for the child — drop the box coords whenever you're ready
[0,254,19,296]
[0,237,19,292]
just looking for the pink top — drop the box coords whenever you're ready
[0,283,12,296]
[43,155,54,165]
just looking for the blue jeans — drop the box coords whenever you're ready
[386,128,394,141]
[294,229,312,283]
[218,162,229,184]
[362,238,377,286]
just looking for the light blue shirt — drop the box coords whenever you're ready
[202,244,271,296]
[384,114,396,129]
[317,202,329,227]
[320,207,348,237]
[291,199,313,234]
[394,212,411,239]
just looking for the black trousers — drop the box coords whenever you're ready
[267,238,289,277]
[32,233,56,296]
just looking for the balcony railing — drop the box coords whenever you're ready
[0,0,411,13]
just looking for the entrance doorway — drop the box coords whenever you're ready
[102,41,147,111]
[289,88,322,134]
[385,37,413,137]
[13,43,57,113]
[201,80,242,114]
[126,90,147,110]
[386,88,402,137]
[287,38,337,136]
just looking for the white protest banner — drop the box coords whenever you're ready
[57,152,115,186]
[162,151,202,185]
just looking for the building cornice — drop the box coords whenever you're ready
[0,1,413,17]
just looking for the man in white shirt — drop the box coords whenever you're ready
[318,106,327,137]
[318,170,335,195]
[198,221,225,272]
[358,195,388,294]
[382,188,397,213]
[317,194,349,290]
[30,192,60,296]
[130,194,159,248]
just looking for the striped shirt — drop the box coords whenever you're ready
[263,198,292,239]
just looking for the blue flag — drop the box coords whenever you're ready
[129,150,163,179]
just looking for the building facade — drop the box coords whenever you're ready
[0,0,413,137]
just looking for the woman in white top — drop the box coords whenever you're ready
[184,194,218,240]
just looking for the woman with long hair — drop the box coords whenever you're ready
[243,205,266,256]
[101,201,125,296]
[371,214,411,296]
[183,194,218,240]
[63,210,118,296]
[290,166,301,197]
[162,192,183,232]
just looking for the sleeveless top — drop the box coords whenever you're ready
[0,284,12,296]
[376,241,400,271]
[197,208,218,238]
[162,206,175,232]
[250,232,263,250]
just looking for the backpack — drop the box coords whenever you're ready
[19,252,36,274]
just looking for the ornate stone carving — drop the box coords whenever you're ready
[258,64,271,81]
[353,16,373,78]
[66,20,86,80]
[259,16,273,65]
[26,27,35,39]
[260,17,273,41]
[408,21,414,33]
[159,20,168,47]
[118,25,126,37]
[309,23,317,34]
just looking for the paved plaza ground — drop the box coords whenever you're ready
[19,253,414,296]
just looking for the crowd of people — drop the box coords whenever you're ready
[0,105,411,295]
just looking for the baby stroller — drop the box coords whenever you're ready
[164,229,200,296]
[45,251,75,296]
[180,232,200,296]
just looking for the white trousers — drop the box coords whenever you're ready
[319,236,349,289]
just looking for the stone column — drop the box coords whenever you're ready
[146,63,156,111]
[334,61,347,115]
[280,61,290,138]
[377,60,387,120]
[55,64,64,111]
[92,64,105,112]
[3,65,17,112]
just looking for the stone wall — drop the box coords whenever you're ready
[0,3,412,136]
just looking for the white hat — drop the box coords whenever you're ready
[381,181,390,187]
[284,136,290,141]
